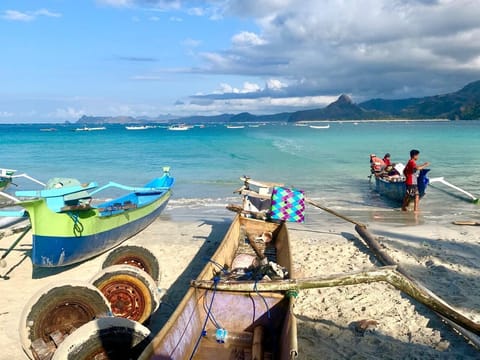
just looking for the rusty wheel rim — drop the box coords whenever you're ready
[115,255,149,273]
[36,300,96,342]
[98,279,146,321]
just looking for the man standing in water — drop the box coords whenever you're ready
[402,149,430,212]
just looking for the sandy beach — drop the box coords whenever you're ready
[1,207,480,359]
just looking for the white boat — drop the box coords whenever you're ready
[125,125,153,130]
[309,124,330,129]
[225,124,245,129]
[75,126,107,131]
[168,124,190,131]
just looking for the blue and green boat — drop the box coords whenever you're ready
[0,168,174,267]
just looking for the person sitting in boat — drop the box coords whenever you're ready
[370,154,385,174]
[383,153,392,166]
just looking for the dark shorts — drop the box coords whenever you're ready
[406,184,419,198]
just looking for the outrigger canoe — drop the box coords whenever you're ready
[139,182,298,360]
[371,165,430,203]
[0,167,174,267]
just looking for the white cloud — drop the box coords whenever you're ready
[2,8,61,21]
[266,79,287,90]
[191,0,480,99]
[232,31,266,47]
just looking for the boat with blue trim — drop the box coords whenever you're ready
[370,162,430,203]
[0,167,174,267]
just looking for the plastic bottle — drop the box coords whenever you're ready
[204,328,253,346]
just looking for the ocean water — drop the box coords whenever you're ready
[1,121,479,226]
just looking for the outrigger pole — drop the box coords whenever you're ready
[429,177,478,204]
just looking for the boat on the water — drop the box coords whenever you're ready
[309,124,330,129]
[225,124,245,129]
[168,124,190,131]
[0,168,174,267]
[370,161,430,203]
[125,125,153,130]
[74,126,107,131]
[139,178,298,360]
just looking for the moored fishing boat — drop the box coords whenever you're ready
[372,168,430,203]
[139,178,298,360]
[368,156,430,203]
[0,168,174,267]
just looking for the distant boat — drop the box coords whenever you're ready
[225,124,245,129]
[125,125,153,130]
[75,126,106,131]
[295,122,308,127]
[168,124,190,131]
[309,124,330,129]
[40,128,57,132]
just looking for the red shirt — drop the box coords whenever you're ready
[383,157,391,166]
[404,159,417,185]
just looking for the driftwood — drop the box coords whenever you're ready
[192,266,396,291]
[452,220,480,226]
[192,263,480,338]
[355,224,480,340]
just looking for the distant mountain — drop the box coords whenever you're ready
[360,80,480,120]
[75,80,480,124]
[77,115,138,124]
[288,94,387,121]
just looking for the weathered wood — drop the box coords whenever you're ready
[252,326,264,360]
[355,224,480,338]
[191,266,397,292]
[226,204,268,220]
[452,220,480,226]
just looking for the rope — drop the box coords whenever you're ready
[204,257,230,275]
[68,212,84,236]
[189,277,220,360]
[254,279,271,320]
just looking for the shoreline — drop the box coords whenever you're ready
[1,207,479,359]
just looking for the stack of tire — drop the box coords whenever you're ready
[19,245,161,360]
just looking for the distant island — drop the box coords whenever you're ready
[76,80,480,125]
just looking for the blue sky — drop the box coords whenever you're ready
[2,0,480,123]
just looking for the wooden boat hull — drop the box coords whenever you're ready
[373,169,430,204]
[374,176,406,203]
[20,177,173,267]
[139,215,298,359]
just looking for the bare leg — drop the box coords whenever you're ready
[413,195,420,212]
[402,195,410,211]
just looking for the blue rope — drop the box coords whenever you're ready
[254,279,271,320]
[202,289,221,329]
[204,257,229,275]
[189,277,220,360]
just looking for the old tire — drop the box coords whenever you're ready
[19,281,111,360]
[51,317,151,360]
[102,245,161,285]
[90,265,159,324]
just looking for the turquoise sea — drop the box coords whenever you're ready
[1,121,479,226]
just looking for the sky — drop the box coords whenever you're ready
[2,0,480,123]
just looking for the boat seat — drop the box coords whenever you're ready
[16,178,98,213]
